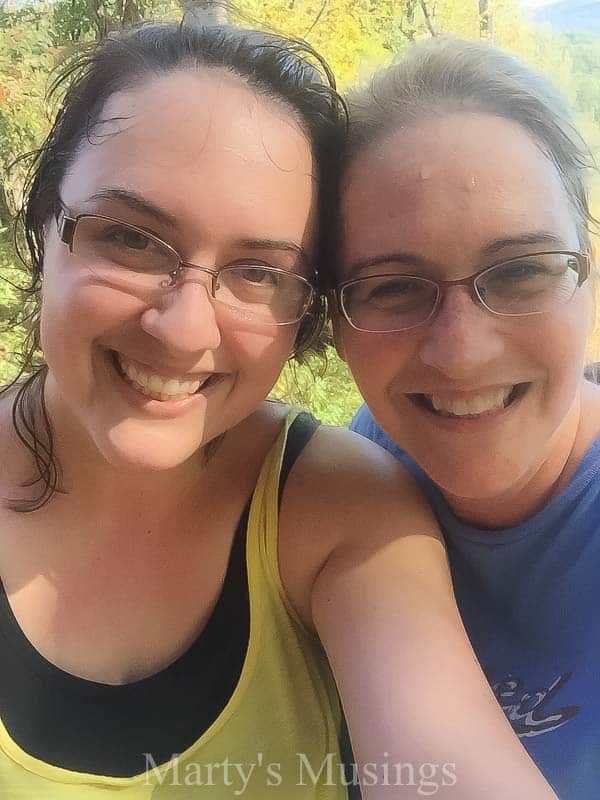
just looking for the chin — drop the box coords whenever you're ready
[429,468,517,503]
[413,446,528,503]
[92,423,205,473]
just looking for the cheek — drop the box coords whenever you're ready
[543,286,592,361]
[341,325,413,392]
[39,273,143,381]
[39,279,89,367]
[535,309,591,405]
[226,324,297,378]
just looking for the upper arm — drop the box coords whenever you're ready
[278,426,440,632]
[281,428,557,799]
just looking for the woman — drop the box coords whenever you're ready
[335,37,599,799]
[0,19,556,799]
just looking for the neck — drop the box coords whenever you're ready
[7,374,213,526]
[443,382,600,529]
[7,377,284,536]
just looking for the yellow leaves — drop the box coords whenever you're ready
[237,0,390,86]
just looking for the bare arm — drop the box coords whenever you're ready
[281,428,558,800]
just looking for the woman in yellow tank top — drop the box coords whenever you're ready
[0,13,557,800]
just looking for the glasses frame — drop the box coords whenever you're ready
[55,205,317,326]
[335,250,591,334]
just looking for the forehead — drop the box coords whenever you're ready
[60,69,315,242]
[341,112,578,271]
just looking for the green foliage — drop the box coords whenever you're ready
[1,0,600,421]
[0,245,28,384]
[51,0,182,42]
[274,346,363,425]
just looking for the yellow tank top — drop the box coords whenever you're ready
[0,410,348,799]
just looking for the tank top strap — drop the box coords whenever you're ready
[246,407,321,637]
[278,411,320,504]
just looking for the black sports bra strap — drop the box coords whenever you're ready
[278,412,320,506]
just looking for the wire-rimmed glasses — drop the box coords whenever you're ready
[56,205,316,326]
[335,251,590,333]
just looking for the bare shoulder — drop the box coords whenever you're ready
[278,425,442,630]
[282,425,439,543]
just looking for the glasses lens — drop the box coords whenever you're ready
[215,266,313,324]
[72,216,178,290]
[476,253,581,315]
[340,274,438,332]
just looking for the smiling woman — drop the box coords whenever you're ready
[337,37,600,799]
[0,18,560,800]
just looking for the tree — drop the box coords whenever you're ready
[1,0,600,418]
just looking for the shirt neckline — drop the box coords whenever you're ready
[431,434,600,545]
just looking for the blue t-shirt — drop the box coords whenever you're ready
[351,403,600,799]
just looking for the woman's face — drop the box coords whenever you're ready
[40,69,316,471]
[337,112,594,504]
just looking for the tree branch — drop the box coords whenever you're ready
[304,0,327,38]
[419,0,436,36]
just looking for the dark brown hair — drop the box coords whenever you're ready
[5,15,345,511]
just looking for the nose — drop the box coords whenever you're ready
[140,280,222,354]
[418,286,505,379]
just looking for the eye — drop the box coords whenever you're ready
[105,225,154,251]
[237,267,280,285]
[79,218,176,274]
[478,255,568,304]
[355,276,432,310]
[492,260,549,281]
[368,277,420,297]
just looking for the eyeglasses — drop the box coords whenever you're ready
[336,251,590,333]
[55,205,316,326]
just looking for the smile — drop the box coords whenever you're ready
[112,352,223,402]
[408,384,527,419]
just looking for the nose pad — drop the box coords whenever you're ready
[140,280,222,354]
[418,286,504,378]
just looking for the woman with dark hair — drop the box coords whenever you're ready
[334,36,600,799]
[0,19,557,799]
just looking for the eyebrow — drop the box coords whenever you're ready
[236,238,311,269]
[346,252,433,278]
[346,231,570,278]
[480,231,569,258]
[85,189,311,267]
[86,188,179,230]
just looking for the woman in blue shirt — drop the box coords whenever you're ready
[334,37,600,800]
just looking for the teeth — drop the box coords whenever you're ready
[148,375,164,393]
[164,379,182,394]
[429,386,514,417]
[116,353,208,399]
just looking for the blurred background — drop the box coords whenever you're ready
[1,0,598,424]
